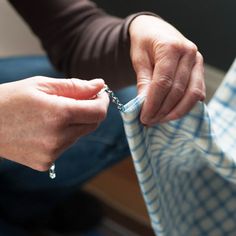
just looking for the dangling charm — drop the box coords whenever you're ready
[49,163,56,179]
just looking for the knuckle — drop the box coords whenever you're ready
[164,41,182,53]
[196,52,204,63]
[132,55,142,67]
[190,88,205,101]
[185,42,198,56]
[173,83,185,98]
[161,40,198,56]
[157,75,173,90]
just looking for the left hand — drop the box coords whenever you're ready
[129,15,205,125]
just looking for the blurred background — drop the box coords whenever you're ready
[95,0,236,72]
[1,0,235,70]
[0,0,235,235]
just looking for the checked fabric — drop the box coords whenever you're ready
[121,59,236,236]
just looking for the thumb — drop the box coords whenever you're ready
[39,78,105,100]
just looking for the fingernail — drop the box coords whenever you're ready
[97,86,107,96]
[90,78,105,86]
[141,116,149,125]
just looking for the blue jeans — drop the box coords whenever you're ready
[0,56,136,235]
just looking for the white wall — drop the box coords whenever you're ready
[0,0,44,57]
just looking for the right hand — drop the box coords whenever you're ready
[129,15,205,125]
[0,77,109,171]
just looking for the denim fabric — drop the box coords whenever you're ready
[0,56,136,232]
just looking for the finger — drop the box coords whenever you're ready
[131,49,153,95]
[159,52,205,123]
[140,50,180,124]
[154,48,197,122]
[38,78,105,100]
[65,92,110,124]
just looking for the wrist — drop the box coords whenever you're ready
[129,14,161,37]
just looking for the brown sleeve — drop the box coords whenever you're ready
[8,0,153,89]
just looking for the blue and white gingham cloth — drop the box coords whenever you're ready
[121,59,236,236]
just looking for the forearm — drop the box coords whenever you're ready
[9,0,141,89]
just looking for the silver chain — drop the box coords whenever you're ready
[49,163,56,179]
[104,85,125,112]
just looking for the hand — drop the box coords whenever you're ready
[129,15,205,125]
[0,77,109,171]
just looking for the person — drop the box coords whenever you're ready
[0,0,205,235]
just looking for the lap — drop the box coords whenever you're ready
[0,56,62,82]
